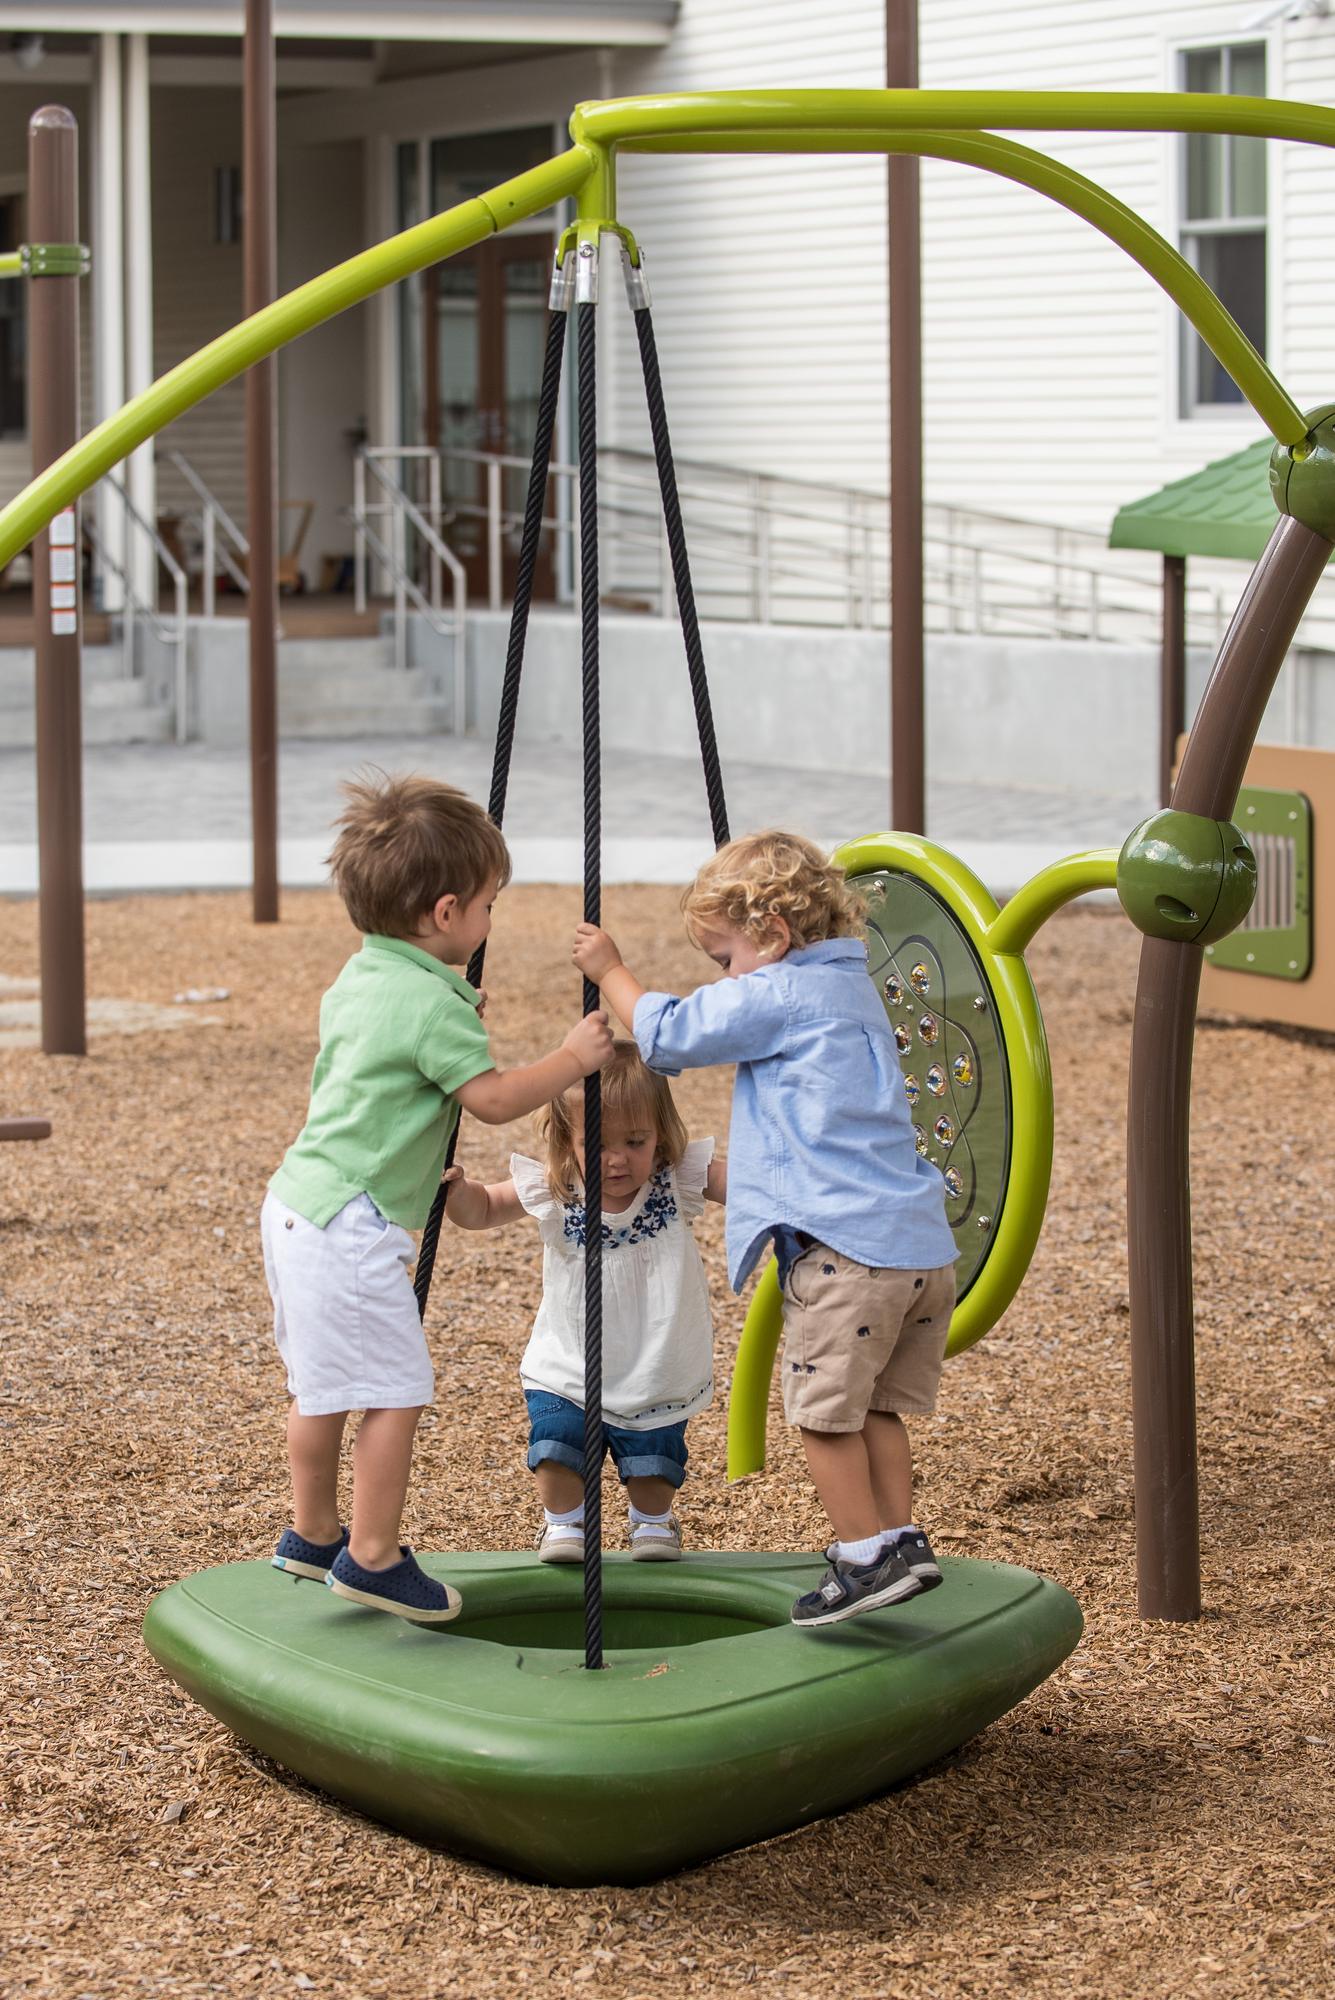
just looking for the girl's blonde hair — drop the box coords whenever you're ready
[681,829,864,950]
[537,1040,688,1203]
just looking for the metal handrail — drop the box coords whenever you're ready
[163,449,249,614]
[432,444,1233,648]
[87,481,190,743]
[353,452,466,717]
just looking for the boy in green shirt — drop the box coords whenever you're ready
[265,774,612,1623]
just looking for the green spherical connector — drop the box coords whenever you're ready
[1116,811,1256,946]
[1269,403,1335,541]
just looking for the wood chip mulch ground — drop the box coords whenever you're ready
[1,887,1331,2000]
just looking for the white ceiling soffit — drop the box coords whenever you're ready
[0,1,679,43]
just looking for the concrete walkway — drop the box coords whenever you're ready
[0,735,1155,896]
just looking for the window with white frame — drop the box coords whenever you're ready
[1179,41,1267,412]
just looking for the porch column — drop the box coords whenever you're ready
[92,31,125,613]
[124,30,156,610]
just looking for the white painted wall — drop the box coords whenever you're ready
[276,136,366,582]
[600,0,1335,542]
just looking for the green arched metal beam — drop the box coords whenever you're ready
[605,125,1304,445]
[3,87,1334,563]
[573,87,1335,152]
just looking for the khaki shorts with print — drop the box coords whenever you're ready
[780,1243,956,1432]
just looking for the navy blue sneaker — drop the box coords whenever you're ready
[791,1547,922,1629]
[271,1524,349,1582]
[895,1527,943,1591]
[325,1545,462,1624]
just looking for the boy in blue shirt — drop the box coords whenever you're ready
[574,829,957,1629]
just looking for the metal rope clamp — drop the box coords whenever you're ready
[21,241,91,278]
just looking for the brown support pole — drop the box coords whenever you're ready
[1160,552,1186,806]
[1127,516,1331,1621]
[29,106,86,1056]
[887,0,924,833]
[245,0,279,923]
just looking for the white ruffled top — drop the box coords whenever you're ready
[512,1139,715,1430]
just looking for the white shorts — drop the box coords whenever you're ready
[261,1189,434,1417]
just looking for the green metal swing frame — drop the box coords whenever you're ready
[9,86,1334,1647]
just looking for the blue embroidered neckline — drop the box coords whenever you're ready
[562,1167,677,1250]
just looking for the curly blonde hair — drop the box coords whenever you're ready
[537,1041,689,1203]
[680,830,864,951]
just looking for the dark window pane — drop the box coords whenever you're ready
[1186,229,1266,403]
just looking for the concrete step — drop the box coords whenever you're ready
[279,696,452,740]
[277,635,393,677]
[0,645,133,704]
[2,693,174,748]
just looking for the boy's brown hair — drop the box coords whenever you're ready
[328,771,511,938]
[537,1041,688,1203]
[681,829,864,950]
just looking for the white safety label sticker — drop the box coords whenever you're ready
[50,509,76,548]
[50,584,76,610]
[51,548,76,583]
[51,609,76,635]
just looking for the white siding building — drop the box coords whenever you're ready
[0,1,1333,610]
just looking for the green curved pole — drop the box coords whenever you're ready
[0,147,592,571]
[599,123,1305,444]
[574,88,1335,152]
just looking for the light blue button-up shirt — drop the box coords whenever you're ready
[634,938,957,1292]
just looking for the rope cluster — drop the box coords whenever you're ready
[413,255,729,1672]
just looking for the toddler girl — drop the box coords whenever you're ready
[445,1041,725,1561]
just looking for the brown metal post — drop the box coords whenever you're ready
[29,106,86,1056]
[1160,552,1186,805]
[887,0,925,833]
[245,0,279,923]
[1127,516,1331,1621]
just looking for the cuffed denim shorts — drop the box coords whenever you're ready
[524,1390,689,1489]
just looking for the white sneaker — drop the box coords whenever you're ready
[630,1515,683,1562]
[535,1522,584,1565]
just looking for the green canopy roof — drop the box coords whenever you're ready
[1109,436,1278,562]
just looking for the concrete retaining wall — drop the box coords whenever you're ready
[465,611,1334,799]
[178,606,1335,789]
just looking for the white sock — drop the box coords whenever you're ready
[629,1504,674,1536]
[836,1534,884,1566]
[880,1523,914,1549]
[544,1503,584,1531]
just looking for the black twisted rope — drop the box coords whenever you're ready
[413,300,570,1322]
[576,291,605,1672]
[632,304,730,850]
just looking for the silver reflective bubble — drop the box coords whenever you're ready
[884,973,903,1005]
[913,1124,928,1156]
[943,1167,965,1198]
[926,1064,946,1096]
[953,1052,974,1086]
[904,1073,921,1105]
[918,1014,939,1046]
[934,1115,955,1145]
[894,1023,912,1053]
[910,962,931,995]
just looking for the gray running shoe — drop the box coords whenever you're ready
[791,1546,922,1628]
[896,1528,943,1590]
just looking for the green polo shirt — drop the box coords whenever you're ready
[270,935,495,1231]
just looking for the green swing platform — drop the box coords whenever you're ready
[143,1552,1079,1886]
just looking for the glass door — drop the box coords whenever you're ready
[424,236,556,600]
